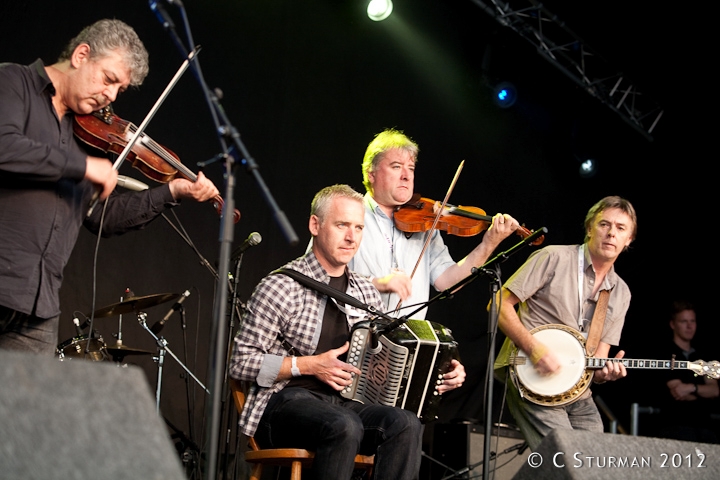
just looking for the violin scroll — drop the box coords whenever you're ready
[516,225,545,246]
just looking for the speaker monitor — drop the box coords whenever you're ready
[513,429,720,479]
[0,349,186,479]
[431,423,530,480]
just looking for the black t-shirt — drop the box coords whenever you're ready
[285,273,349,393]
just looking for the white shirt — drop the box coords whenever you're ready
[348,193,456,319]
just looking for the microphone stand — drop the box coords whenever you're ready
[160,208,249,479]
[149,6,299,480]
[372,228,547,338]
[273,268,404,326]
[161,211,219,280]
[476,228,545,480]
[380,228,546,480]
[149,0,298,244]
[218,254,247,479]
[177,298,197,466]
[137,311,210,413]
[439,440,527,480]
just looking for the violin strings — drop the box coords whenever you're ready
[127,123,197,181]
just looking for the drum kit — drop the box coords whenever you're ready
[56,291,208,411]
[56,292,178,363]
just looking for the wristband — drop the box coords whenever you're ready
[694,384,698,394]
[291,356,301,377]
[529,344,548,365]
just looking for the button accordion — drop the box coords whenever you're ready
[341,319,458,422]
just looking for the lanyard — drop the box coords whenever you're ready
[577,245,586,330]
[371,202,397,269]
[329,296,369,322]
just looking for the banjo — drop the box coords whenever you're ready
[509,324,720,406]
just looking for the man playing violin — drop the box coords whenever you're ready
[350,128,521,319]
[494,196,636,450]
[0,19,219,354]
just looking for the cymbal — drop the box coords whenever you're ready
[89,293,180,318]
[105,344,154,359]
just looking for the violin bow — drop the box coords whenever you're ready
[392,160,464,314]
[87,47,200,216]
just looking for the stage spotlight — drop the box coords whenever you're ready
[368,0,393,21]
[579,158,598,178]
[493,81,517,108]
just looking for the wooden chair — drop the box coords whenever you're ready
[230,379,374,480]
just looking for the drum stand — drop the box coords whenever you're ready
[137,311,209,412]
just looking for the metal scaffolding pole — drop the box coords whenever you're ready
[471,0,664,141]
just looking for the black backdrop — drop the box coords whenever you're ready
[2,0,716,467]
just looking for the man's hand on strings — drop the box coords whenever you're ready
[482,213,519,249]
[529,342,561,376]
[593,350,627,383]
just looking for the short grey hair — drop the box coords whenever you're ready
[59,19,149,86]
[311,184,363,222]
[584,195,637,243]
[361,129,419,193]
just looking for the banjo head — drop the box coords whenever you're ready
[512,324,593,406]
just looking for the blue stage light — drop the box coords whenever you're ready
[493,81,517,108]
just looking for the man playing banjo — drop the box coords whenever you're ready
[495,196,636,450]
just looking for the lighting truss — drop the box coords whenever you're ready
[470,0,663,141]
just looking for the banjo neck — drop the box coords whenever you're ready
[586,357,709,375]
[512,351,720,379]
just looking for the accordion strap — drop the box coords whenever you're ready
[272,268,359,356]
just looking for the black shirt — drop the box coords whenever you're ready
[286,273,350,393]
[0,59,177,319]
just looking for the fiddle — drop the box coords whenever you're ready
[73,107,240,223]
[394,194,544,245]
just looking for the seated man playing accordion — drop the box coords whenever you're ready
[230,185,465,480]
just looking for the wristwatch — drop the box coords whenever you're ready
[291,356,301,377]
[693,383,699,394]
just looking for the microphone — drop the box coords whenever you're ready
[117,175,149,191]
[72,317,85,337]
[231,232,262,260]
[151,290,190,334]
[149,0,176,31]
[368,321,382,354]
[86,190,101,217]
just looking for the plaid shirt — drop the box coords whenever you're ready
[229,251,383,437]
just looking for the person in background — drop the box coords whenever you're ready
[655,300,719,443]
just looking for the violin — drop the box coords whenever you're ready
[73,107,240,223]
[394,194,544,245]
